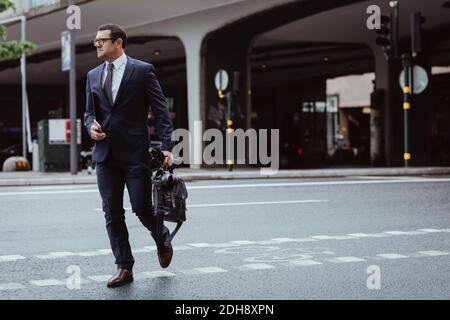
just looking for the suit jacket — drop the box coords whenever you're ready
[84,56,174,163]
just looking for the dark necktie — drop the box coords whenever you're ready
[104,63,114,106]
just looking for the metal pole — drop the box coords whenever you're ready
[69,0,78,174]
[402,54,411,167]
[226,91,233,172]
[20,17,27,157]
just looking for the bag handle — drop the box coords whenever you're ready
[165,222,183,245]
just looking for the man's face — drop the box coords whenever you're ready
[94,30,121,60]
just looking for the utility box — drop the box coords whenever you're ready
[37,119,82,172]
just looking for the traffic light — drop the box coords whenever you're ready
[411,12,426,55]
[375,11,399,60]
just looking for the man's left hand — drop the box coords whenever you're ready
[162,151,174,168]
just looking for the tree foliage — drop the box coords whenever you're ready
[0,0,36,60]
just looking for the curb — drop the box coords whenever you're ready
[1,167,449,187]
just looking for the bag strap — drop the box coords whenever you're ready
[165,222,183,245]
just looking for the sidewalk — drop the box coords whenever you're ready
[1,166,450,187]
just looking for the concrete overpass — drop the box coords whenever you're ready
[1,0,449,168]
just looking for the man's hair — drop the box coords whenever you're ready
[98,23,128,49]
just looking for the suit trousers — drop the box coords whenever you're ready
[96,153,168,270]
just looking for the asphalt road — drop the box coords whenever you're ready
[0,175,449,300]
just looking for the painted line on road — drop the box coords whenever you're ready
[417,250,449,257]
[0,283,26,291]
[329,256,367,263]
[6,248,450,292]
[94,199,329,212]
[241,263,277,270]
[0,255,26,262]
[194,267,228,274]
[186,178,450,190]
[376,253,409,259]
[5,227,450,264]
[141,271,177,278]
[49,252,77,257]
[2,177,450,196]
[0,189,100,196]
[87,275,113,282]
[383,231,428,236]
[29,279,66,287]
[288,259,323,266]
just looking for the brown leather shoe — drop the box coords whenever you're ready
[157,234,173,268]
[107,268,133,288]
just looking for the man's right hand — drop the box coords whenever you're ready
[90,120,106,141]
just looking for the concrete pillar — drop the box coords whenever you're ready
[181,35,204,169]
[372,48,403,166]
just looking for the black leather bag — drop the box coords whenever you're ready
[152,168,188,242]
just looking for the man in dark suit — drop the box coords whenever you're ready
[85,24,174,288]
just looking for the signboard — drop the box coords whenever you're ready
[49,119,81,145]
[399,65,429,95]
[61,31,71,72]
[215,69,229,91]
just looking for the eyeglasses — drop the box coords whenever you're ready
[93,38,113,46]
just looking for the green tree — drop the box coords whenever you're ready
[0,0,35,59]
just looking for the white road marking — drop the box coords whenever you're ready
[270,238,299,243]
[312,235,338,240]
[188,200,328,208]
[29,279,66,286]
[242,263,277,270]
[3,246,450,292]
[0,255,26,262]
[0,283,26,290]
[384,231,427,235]
[376,253,409,259]
[186,178,450,190]
[94,199,328,212]
[49,252,76,257]
[292,238,318,242]
[253,240,283,245]
[288,260,323,266]
[311,235,357,240]
[7,227,450,265]
[346,233,390,238]
[96,249,113,254]
[3,177,450,196]
[331,256,366,263]
[351,176,423,180]
[194,267,228,274]
[188,243,212,248]
[34,255,59,260]
[0,189,99,196]
[418,229,444,233]
[141,271,176,278]
[417,250,449,256]
[229,240,256,245]
[88,275,113,282]
[330,235,358,240]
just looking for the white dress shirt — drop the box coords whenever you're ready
[102,53,127,103]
